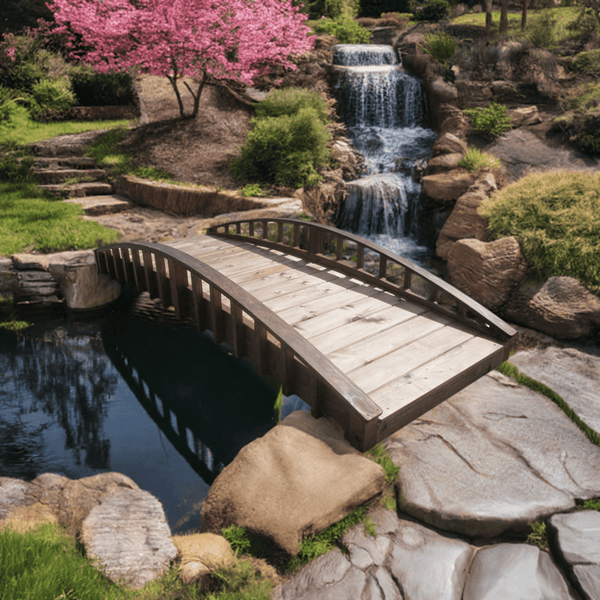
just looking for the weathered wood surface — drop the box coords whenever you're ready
[96,220,515,450]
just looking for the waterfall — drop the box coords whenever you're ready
[333,44,437,263]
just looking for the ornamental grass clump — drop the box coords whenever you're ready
[463,102,512,140]
[423,32,456,65]
[480,171,600,288]
[458,147,501,172]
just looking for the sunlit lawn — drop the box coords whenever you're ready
[0,182,120,256]
[0,105,133,145]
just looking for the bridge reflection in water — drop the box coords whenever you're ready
[101,309,278,486]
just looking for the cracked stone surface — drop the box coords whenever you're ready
[549,510,600,600]
[273,508,583,600]
[510,347,600,435]
[384,371,600,537]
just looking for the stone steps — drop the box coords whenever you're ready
[33,156,98,169]
[34,168,108,185]
[64,194,134,216]
[40,181,115,198]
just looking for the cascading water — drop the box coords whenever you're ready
[333,44,437,264]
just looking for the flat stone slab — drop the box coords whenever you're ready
[549,510,600,600]
[274,508,577,600]
[385,371,600,537]
[81,487,177,589]
[463,543,576,600]
[484,128,600,181]
[510,347,600,435]
[64,194,135,216]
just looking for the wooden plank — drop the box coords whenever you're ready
[290,290,404,340]
[372,335,504,415]
[260,276,372,313]
[349,324,476,395]
[319,310,451,372]
[374,341,506,440]
[278,284,382,330]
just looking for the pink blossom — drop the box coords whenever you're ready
[48,0,314,117]
[7,46,16,62]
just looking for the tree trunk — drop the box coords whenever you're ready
[484,0,493,29]
[500,0,509,32]
[183,72,209,118]
[521,0,528,29]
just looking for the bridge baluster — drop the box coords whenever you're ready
[142,250,159,299]
[280,345,295,396]
[230,302,244,358]
[249,221,254,237]
[111,248,125,282]
[277,221,284,243]
[336,234,343,261]
[155,255,172,308]
[403,269,412,291]
[253,322,267,375]
[293,222,300,248]
[169,259,191,319]
[261,220,269,240]
[191,274,207,331]
[96,249,109,276]
[356,245,364,270]
[131,249,145,292]
[122,248,135,286]
[210,286,224,343]
[379,255,387,279]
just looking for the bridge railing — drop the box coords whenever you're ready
[207,218,516,342]
[95,241,383,452]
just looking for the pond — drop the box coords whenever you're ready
[0,298,308,533]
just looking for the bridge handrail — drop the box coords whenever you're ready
[95,241,383,449]
[207,218,516,341]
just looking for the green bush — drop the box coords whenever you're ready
[0,85,18,124]
[526,10,563,49]
[69,68,135,106]
[463,102,512,139]
[241,183,265,197]
[232,105,331,189]
[256,87,329,124]
[573,49,600,72]
[0,142,34,182]
[458,147,501,172]
[27,77,76,121]
[555,81,600,154]
[411,0,450,22]
[311,6,373,43]
[424,32,456,64]
[480,171,600,287]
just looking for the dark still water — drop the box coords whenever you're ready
[0,304,286,533]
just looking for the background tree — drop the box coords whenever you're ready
[500,0,509,32]
[48,0,313,118]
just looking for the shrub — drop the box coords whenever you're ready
[573,49,600,72]
[458,147,501,172]
[463,102,512,139]
[232,106,331,189]
[480,171,600,287]
[526,10,562,49]
[241,183,265,197]
[311,6,373,43]
[27,77,76,121]
[379,12,412,26]
[424,31,456,65]
[555,80,600,154]
[222,525,252,556]
[0,85,19,124]
[411,0,450,22]
[0,143,34,182]
[256,87,329,124]
[69,68,136,106]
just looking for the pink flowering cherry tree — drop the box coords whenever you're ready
[48,0,314,118]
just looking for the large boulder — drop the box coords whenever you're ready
[436,190,490,260]
[384,371,600,537]
[504,276,600,339]
[437,103,471,140]
[81,487,177,589]
[446,237,528,310]
[201,411,385,555]
[0,472,140,533]
[509,106,542,128]
[425,152,463,175]
[301,171,347,226]
[172,533,235,585]
[421,171,474,202]
[431,132,468,157]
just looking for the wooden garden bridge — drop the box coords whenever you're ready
[95,218,516,452]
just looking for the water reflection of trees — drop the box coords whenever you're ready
[0,323,118,477]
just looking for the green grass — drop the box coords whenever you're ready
[526,520,549,550]
[0,104,133,146]
[582,499,600,510]
[0,182,120,256]
[458,147,502,172]
[480,171,600,288]
[498,361,600,447]
[85,127,173,180]
[452,7,581,39]
[365,443,400,486]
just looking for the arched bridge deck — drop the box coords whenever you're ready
[95,218,516,452]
